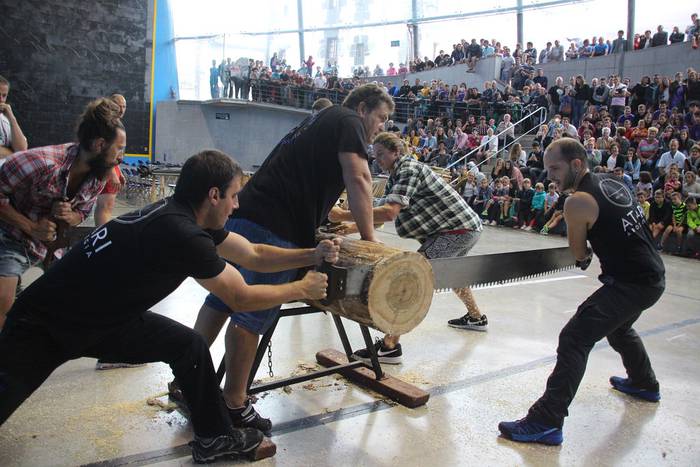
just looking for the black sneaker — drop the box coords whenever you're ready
[229,398,272,436]
[447,313,488,331]
[189,429,263,463]
[351,338,403,365]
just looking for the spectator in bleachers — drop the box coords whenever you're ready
[0,75,28,160]
[658,138,686,176]
[611,30,627,53]
[572,75,591,126]
[585,137,603,170]
[670,27,685,44]
[624,147,642,183]
[686,144,700,171]
[649,189,672,246]
[685,197,700,257]
[661,191,687,253]
[566,43,578,60]
[652,25,669,47]
[497,114,515,148]
[683,171,700,199]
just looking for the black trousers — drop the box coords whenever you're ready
[528,276,664,427]
[0,307,233,438]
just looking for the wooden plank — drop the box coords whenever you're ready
[316,349,429,408]
[249,438,276,461]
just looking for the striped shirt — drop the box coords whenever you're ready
[0,143,106,260]
[384,155,482,242]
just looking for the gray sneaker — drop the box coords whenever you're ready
[190,429,263,463]
[447,314,488,331]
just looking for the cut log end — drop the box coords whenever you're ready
[368,252,434,335]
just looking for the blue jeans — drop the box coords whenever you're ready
[0,229,34,279]
[204,219,298,335]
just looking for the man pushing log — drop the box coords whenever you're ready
[0,150,341,463]
[186,83,393,435]
[328,131,485,364]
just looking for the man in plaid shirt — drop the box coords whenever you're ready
[0,97,125,328]
[330,132,487,365]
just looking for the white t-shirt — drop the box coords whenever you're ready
[610,84,628,107]
[658,151,686,171]
[0,113,11,149]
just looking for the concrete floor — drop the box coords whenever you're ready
[1,204,699,466]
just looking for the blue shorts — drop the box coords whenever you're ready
[0,229,34,279]
[204,218,298,335]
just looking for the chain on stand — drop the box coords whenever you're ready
[267,340,273,378]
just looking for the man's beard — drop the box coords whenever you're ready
[89,151,118,180]
[560,167,579,191]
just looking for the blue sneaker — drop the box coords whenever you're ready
[609,376,660,402]
[498,417,563,445]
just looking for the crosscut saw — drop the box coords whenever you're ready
[319,246,580,304]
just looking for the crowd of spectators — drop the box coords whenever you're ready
[208,12,700,257]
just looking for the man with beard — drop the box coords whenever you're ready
[94,94,127,227]
[184,83,392,435]
[499,138,665,445]
[0,97,125,329]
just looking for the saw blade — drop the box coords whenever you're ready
[430,246,577,292]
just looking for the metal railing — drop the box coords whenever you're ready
[241,79,530,126]
[447,106,547,178]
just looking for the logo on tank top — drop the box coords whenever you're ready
[598,178,633,208]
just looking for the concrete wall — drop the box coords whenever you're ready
[371,56,502,89]
[538,41,697,84]
[155,100,310,170]
[0,0,153,154]
[368,41,695,92]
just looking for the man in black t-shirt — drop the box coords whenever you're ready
[0,150,340,463]
[194,84,394,435]
[500,139,665,446]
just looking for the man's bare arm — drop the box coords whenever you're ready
[216,232,341,273]
[563,192,599,261]
[339,151,377,242]
[196,263,328,311]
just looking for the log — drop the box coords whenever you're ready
[308,235,434,335]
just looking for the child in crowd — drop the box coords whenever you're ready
[487,179,509,225]
[461,172,477,207]
[503,177,519,224]
[685,197,700,257]
[637,190,651,220]
[636,171,653,199]
[648,189,673,247]
[541,192,568,235]
[474,178,493,217]
[661,191,687,253]
[515,178,535,230]
[529,182,546,229]
[664,171,682,199]
[544,183,559,212]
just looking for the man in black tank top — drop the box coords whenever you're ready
[499,138,665,446]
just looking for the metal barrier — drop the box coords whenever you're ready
[447,106,547,175]
[247,79,528,125]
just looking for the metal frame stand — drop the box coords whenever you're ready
[215,305,384,394]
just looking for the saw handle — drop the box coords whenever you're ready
[576,247,593,271]
[316,261,347,305]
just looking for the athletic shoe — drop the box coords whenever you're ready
[189,429,263,463]
[447,314,488,331]
[540,226,549,235]
[609,376,660,402]
[229,398,273,436]
[351,338,403,364]
[95,360,146,370]
[481,209,488,216]
[498,417,563,445]
[524,226,532,231]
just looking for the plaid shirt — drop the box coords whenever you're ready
[0,143,105,260]
[384,155,482,242]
